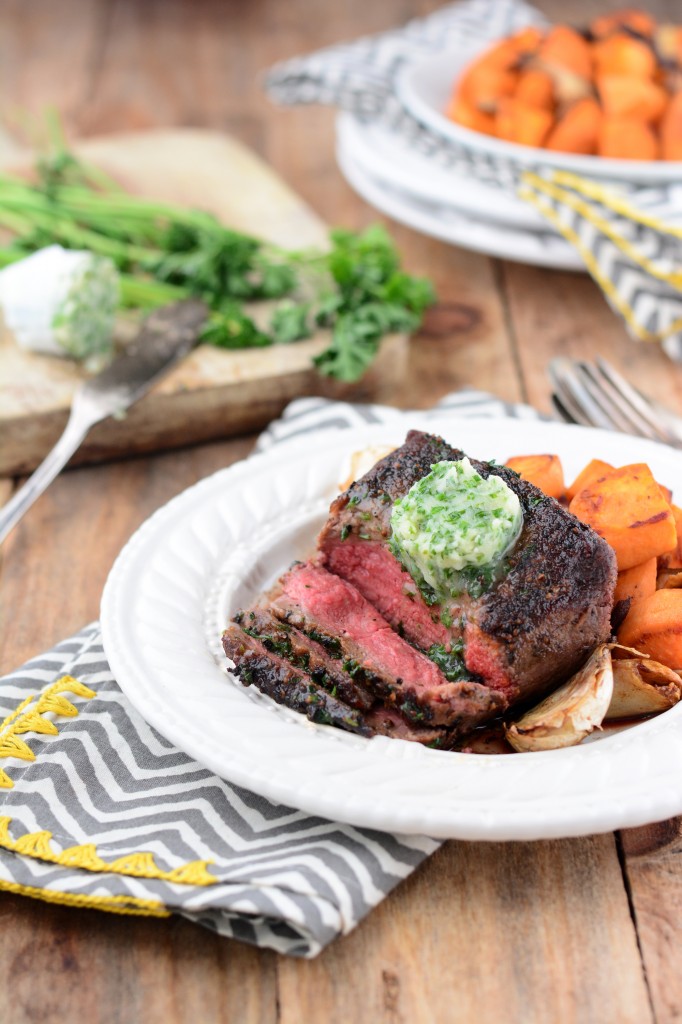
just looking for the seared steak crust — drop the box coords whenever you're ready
[223,430,617,745]
[269,563,504,730]
[224,621,461,747]
[465,470,617,702]
[318,431,469,651]
[222,624,371,735]
[364,706,451,747]
[235,607,375,711]
[319,430,617,706]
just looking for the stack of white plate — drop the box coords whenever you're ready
[336,48,682,270]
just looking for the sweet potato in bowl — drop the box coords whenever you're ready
[446,9,682,160]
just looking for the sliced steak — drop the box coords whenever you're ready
[222,623,371,736]
[234,607,375,711]
[319,430,470,651]
[319,429,617,707]
[269,562,504,730]
[364,706,452,748]
[224,622,465,745]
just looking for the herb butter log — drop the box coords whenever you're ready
[318,430,617,710]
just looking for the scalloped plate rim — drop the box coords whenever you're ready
[101,415,682,840]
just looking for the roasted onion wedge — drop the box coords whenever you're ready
[339,445,396,491]
[506,644,613,752]
[607,659,682,719]
[657,569,682,590]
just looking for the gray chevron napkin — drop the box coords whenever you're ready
[0,389,540,957]
[267,0,682,360]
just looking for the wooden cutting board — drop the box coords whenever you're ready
[0,128,407,476]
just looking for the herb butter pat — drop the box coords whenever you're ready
[390,458,523,601]
[0,245,118,361]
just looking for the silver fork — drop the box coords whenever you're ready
[549,357,682,450]
[0,299,207,545]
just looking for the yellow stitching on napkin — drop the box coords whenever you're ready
[0,675,96,789]
[13,830,55,858]
[12,711,59,737]
[518,184,682,344]
[521,172,682,289]
[59,844,109,871]
[0,879,170,917]
[0,680,218,887]
[0,735,35,763]
[549,170,682,241]
[0,817,218,887]
[165,861,218,886]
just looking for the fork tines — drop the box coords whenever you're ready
[549,357,682,449]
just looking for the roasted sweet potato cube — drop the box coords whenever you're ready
[495,99,553,146]
[598,116,659,160]
[545,97,602,154]
[594,33,657,79]
[538,25,593,79]
[505,454,564,499]
[618,589,682,670]
[614,557,657,606]
[478,36,526,70]
[596,74,668,123]
[446,95,496,134]
[565,459,614,502]
[591,10,656,40]
[661,92,682,161]
[515,68,555,110]
[459,63,519,112]
[569,463,677,570]
[510,26,544,57]
[659,504,682,570]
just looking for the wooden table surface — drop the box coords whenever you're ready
[1,1,682,1021]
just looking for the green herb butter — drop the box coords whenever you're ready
[389,458,522,602]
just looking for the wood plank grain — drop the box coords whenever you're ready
[500,262,682,417]
[278,837,652,1024]
[0,128,411,476]
[0,0,107,134]
[1,1,679,1022]
[263,78,523,407]
[0,436,252,671]
[0,892,277,1024]
[620,819,682,1024]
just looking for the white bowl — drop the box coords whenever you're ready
[397,48,682,184]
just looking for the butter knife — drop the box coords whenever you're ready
[0,298,208,545]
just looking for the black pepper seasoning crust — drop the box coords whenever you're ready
[320,430,617,706]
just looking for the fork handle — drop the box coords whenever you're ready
[0,413,91,545]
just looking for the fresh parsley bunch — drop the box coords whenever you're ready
[0,143,435,381]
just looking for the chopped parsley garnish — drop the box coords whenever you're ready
[307,629,342,659]
[400,698,427,722]
[427,641,468,682]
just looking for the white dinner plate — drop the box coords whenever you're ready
[336,135,584,270]
[337,113,549,232]
[101,415,682,841]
